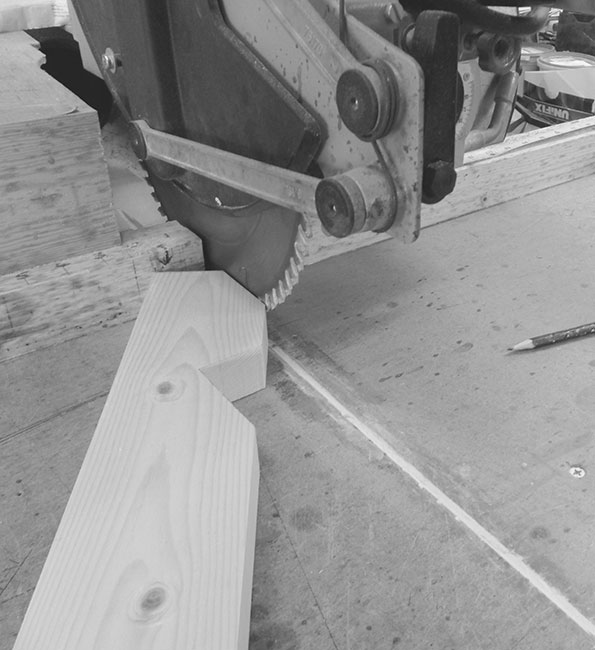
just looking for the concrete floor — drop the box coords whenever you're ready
[2,175,595,648]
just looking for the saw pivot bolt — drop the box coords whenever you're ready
[101,47,122,74]
[315,175,366,238]
[128,120,184,181]
[316,166,397,238]
[477,33,521,75]
[336,60,398,141]
[129,121,148,161]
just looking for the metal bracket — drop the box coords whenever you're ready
[223,0,424,242]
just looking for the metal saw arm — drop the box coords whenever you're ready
[69,0,553,307]
[126,5,425,243]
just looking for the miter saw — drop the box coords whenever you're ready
[69,0,575,309]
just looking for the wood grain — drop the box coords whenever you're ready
[304,117,595,265]
[13,271,266,650]
[0,222,204,361]
[0,31,119,274]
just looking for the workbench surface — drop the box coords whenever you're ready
[2,174,595,649]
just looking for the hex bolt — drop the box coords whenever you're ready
[477,33,521,75]
[101,47,122,74]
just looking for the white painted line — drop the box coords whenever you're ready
[271,343,595,639]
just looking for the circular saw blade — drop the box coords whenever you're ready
[148,171,308,309]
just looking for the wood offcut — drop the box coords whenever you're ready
[13,271,267,649]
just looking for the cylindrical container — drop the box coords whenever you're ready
[537,51,595,70]
[520,44,555,72]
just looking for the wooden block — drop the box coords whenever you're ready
[304,117,595,265]
[13,271,267,650]
[0,1,69,31]
[0,222,204,361]
[0,31,120,274]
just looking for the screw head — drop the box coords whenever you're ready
[101,47,121,74]
[569,465,586,478]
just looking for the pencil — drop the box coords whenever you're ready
[510,321,595,351]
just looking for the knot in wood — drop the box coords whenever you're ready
[141,586,166,611]
[130,583,172,622]
[153,378,185,402]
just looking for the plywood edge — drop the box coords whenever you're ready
[0,222,204,362]
[13,271,265,650]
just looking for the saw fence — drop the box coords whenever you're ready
[2,29,595,363]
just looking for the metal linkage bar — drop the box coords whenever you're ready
[130,120,320,218]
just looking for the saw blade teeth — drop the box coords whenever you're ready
[295,241,307,259]
[262,217,309,311]
[297,228,308,249]
[294,245,305,270]
[140,161,168,219]
[300,216,313,239]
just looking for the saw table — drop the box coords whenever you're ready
[2,168,595,648]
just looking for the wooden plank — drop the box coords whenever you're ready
[0,222,204,361]
[0,31,120,274]
[304,118,595,265]
[13,271,266,650]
